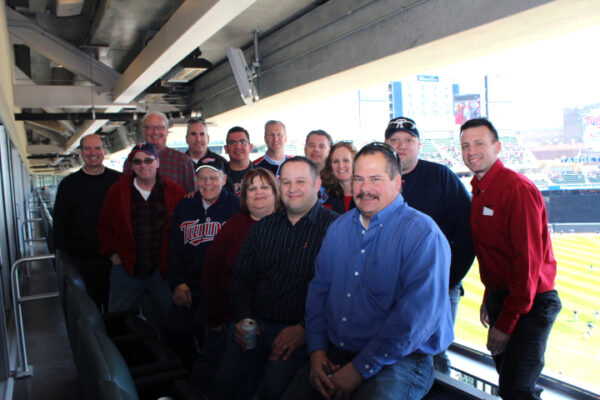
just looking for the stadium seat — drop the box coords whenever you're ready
[77,320,203,400]
[66,284,184,377]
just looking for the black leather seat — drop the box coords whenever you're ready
[77,320,203,400]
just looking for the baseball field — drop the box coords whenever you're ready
[454,233,600,393]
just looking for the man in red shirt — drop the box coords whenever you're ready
[460,118,561,400]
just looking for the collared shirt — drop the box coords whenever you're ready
[231,203,338,325]
[130,177,167,277]
[306,194,453,379]
[123,146,196,193]
[470,159,556,335]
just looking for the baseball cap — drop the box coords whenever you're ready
[384,117,419,139]
[195,155,226,174]
[128,143,159,160]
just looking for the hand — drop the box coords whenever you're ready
[184,190,197,199]
[234,319,261,351]
[480,303,489,328]
[269,324,305,361]
[331,362,364,400]
[309,351,340,399]
[110,253,122,265]
[173,283,192,307]
[487,326,510,356]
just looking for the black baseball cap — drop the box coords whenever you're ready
[195,155,226,174]
[384,117,419,139]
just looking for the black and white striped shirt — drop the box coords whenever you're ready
[231,203,338,325]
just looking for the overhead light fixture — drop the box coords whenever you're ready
[163,56,212,83]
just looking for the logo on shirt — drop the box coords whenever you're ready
[180,218,222,246]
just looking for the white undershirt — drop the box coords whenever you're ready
[133,178,151,201]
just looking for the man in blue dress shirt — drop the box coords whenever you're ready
[284,143,453,400]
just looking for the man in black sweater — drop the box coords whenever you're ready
[53,134,120,311]
[385,116,475,373]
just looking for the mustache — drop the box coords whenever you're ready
[356,192,379,200]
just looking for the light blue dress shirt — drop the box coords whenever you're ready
[306,194,454,379]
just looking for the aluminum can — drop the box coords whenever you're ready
[241,318,257,350]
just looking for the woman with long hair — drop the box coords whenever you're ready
[321,141,357,214]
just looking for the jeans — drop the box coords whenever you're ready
[486,290,562,400]
[283,345,434,400]
[212,318,308,400]
[433,283,462,374]
[108,264,173,323]
[166,291,206,368]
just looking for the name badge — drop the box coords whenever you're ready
[483,206,494,216]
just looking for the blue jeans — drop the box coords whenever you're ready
[108,264,173,322]
[283,345,434,400]
[433,283,462,374]
[486,290,561,400]
[212,318,308,400]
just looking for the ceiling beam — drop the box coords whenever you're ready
[13,85,132,108]
[6,7,120,91]
[112,0,257,103]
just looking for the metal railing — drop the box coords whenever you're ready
[10,254,58,378]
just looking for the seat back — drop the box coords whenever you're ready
[66,284,106,359]
[76,320,138,400]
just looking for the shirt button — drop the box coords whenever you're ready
[369,369,374,374]
[379,224,383,227]
[342,317,347,322]
[340,342,344,347]
[361,230,366,234]
[354,271,359,276]
[384,353,388,358]
[361,249,365,254]
[346,292,351,298]
[365,364,370,369]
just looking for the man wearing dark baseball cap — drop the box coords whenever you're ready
[385,116,475,374]
[167,148,239,367]
[98,142,186,329]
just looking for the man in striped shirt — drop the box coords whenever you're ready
[213,156,338,400]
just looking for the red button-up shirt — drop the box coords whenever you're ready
[470,160,557,335]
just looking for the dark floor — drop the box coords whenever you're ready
[11,241,80,400]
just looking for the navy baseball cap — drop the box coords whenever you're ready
[384,117,419,139]
[128,143,159,160]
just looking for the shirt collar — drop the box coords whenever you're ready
[351,192,406,227]
[470,159,503,196]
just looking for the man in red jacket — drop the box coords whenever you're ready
[460,118,561,400]
[98,143,186,323]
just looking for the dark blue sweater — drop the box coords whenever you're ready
[168,188,240,292]
[401,159,475,288]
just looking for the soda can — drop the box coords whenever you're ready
[241,318,257,350]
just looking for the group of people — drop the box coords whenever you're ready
[53,111,561,400]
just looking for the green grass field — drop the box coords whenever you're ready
[454,233,600,392]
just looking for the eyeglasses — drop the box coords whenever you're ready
[130,158,156,166]
[227,139,249,146]
[387,118,416,131]
[144,125,166,131]
[360,142,402,170]
[197,175,221,183]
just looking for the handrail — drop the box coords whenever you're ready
[35,190,53,227]
[10,254,58,378]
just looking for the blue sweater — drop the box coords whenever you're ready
[168,189,240,292]
[401,159,475,288]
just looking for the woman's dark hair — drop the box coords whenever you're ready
[239,168,282,215]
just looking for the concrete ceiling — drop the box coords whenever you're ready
[5,0,324,171]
